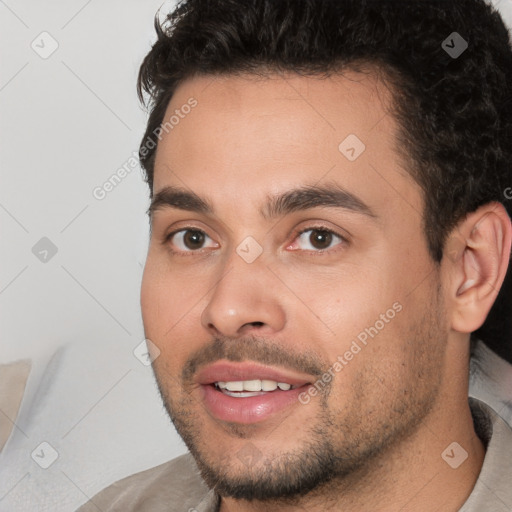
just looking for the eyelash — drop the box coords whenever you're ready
[163,224,349,256]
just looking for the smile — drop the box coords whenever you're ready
[214,379,299,397]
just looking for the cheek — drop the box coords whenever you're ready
[140,260,188,340]
[281,262,389,329]
[141,263,168,329]
[141,258,206,359]
[141,255,194,317]
[286,264,410,370]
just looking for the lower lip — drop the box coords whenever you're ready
[200,384,310,424]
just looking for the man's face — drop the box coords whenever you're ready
[141,71,448,500]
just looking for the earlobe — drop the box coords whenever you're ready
[449,203,512,334]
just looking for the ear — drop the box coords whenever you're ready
[445,202,511,334]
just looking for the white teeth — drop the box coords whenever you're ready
[243,379,262,391]
[261,379,278,391]
[225,381,244,391]
[215,380,295,392]
[222,390,267,398]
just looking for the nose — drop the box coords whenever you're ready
[201,253,286,338]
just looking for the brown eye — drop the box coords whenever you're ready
[183,230,205,249]
[167,229,218,252]
[309,230,333,250]
[291,227,345,253]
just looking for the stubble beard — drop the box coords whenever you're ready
[151,292,446,505]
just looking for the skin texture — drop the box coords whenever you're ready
[141,71,511,511]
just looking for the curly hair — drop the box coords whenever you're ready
[137,0,512,360]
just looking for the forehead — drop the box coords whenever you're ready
[152,70,419,218]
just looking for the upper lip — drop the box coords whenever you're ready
[196,361,313,386]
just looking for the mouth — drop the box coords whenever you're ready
[196,362,314,424]
[212,379,302,397]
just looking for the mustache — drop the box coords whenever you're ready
[181,335,326,384]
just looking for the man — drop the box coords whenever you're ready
[77,0,512,510]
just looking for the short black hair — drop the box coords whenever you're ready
[137,0,512,360]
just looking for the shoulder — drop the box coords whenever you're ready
[461,398,512,511]
[469,339,512,426]
[76,453,211,512]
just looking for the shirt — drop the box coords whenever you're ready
[76,343,512,512]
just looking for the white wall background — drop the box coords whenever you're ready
[0,0,171,365]
[0,2,188,511]
[0,1,511,511]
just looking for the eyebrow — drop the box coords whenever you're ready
[148,182,377,221]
